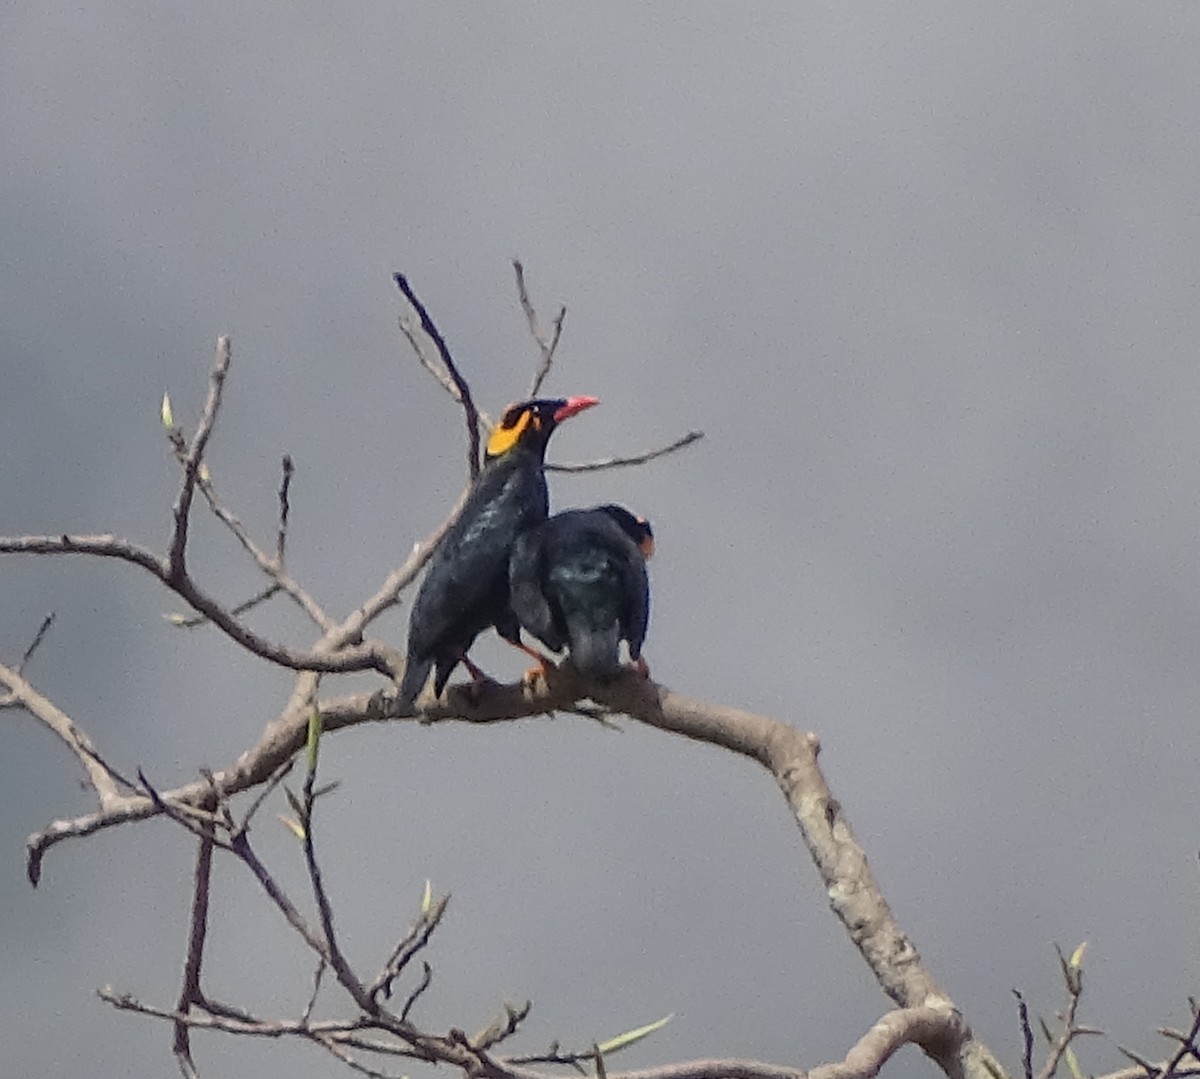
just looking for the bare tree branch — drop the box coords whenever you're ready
[1013,991,1034,1079]
[12,486,464,885]
[399,962,432,1023]
[1157,1008,1200,1079]
[1034,946,1085,1079]
[370,894,451,1002]
[548,431,704,473]
[277,453,294,561]
[513,259,567,397]
[18,611,56,674]
[473,1001,532,1052]
[1102,1005,1200,1079]
[0,661,125,807]
[193,469,334,632]
[302,959,326,1027]
[167,582,283,629]
[22,654,1003,1078]
[298,714,382,1018]
[504,1009,965,1079]
[10,277,1017,1079]
[394,273,482,479]
[0,534,397,679]
[108,762,980,1079]
[1101,1068,1200,1079]
[173,816,216,1074]
[398,315,461,400]
[167,337,230,577]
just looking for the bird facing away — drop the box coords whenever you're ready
[395,396,600,710]
[508,503,653,681]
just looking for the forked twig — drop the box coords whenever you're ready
[173,816,216,1073]
[513,259,567,397]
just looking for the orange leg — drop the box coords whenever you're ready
[501,636,558,685]
[458,653,496,684]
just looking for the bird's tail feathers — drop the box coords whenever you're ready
[568,623,623,681]
[396,656,434,711]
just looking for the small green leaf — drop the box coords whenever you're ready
[306,708,322,773]
[161,393,175,429]
[197,462,211,484]
[421,879,433,916]
[1068,941,1087,970]
[1064,1042,1084,1079]
[278,814,306,840]
[163,612,189,626]
[596,1014,674,1055]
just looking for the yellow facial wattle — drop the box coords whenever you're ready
[486,407,536,457]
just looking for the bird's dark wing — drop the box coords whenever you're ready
[617,537,650,659]
[509,525,564,652]
[407,461,547,657]
[541,514,642,677]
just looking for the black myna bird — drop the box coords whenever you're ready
[396,396,600,708]
[508,503,653,681]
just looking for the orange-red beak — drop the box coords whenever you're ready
[553,395,600,422]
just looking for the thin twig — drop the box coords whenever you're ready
[1014,990,1034,1079]
[473,1001,532,1051]
[351,487,467,631]
[138,771,234,851]
[1113,1044,1160,1075]
[0,660,124,810]
[202,996,262,1025]
[393,273,481,479]
[513,259,567,396]
[1104,1066,1200,1079]
[1036,947,1085,1079]
[174,816,216,1070]
[195,471,333,632]
[311,1035,401,1079]
[228,829,330,962]
[168,337,231,578]
[277,454,294,561]
[400,962,432,1023]
[167,583,282,629]
[0,533,396,677]
[1158,1007,1200,1078]
[370,894,450,1001]
[18,612,55,675]
[235,757,297,838]
[548,431,704,473]
[296,733,387,1021]
[399,317,461,400]
[302,959,326,1027]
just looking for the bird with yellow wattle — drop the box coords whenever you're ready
[396,395,599,709]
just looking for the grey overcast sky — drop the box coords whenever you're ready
[3,4,1200,1077]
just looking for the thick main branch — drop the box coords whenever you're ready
[21,665,1003,1078]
